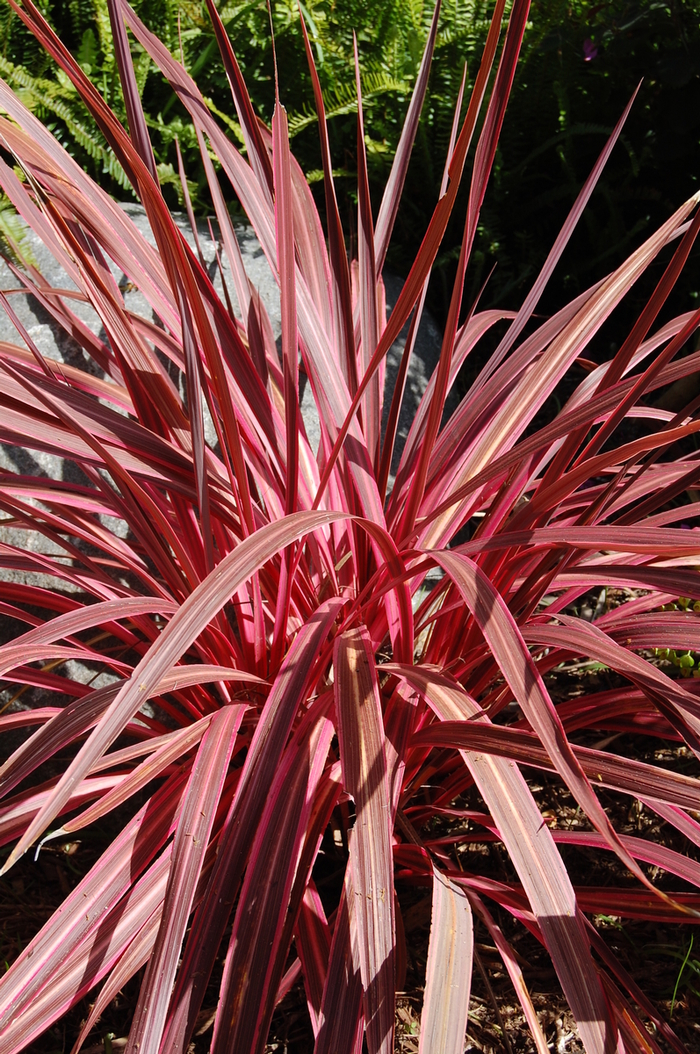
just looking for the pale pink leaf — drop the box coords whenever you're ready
[418,866,473,1054]
[335,627,395,1054]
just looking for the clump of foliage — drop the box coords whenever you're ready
[1,0,700,1052]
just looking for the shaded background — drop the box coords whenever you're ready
[1,0,699,350]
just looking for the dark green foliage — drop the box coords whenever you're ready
[465,0,700,331]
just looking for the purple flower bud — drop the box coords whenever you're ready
[583,38,598,61]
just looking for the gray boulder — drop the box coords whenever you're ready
[0,203,444,478]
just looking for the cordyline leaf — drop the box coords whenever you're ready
[454,524,700,558]
[441,868,700,926]
[0,775,121,849]
[551,830,700,890]
[521,419,700,530]
[467,890,550,1054]
[120,0,385,529]
[385,662,619,1054]
[353,516,414,664]
[599,977,666,1054]
[314,876,364,1054]
[0,770,189,1029]
[273,95,299,518]
[211,711,334,1054]
[477,86,640,389]
[388,304,512,517]
[606,612,700,652]
[0,643,131,676]
[429,820,700,892]
[285,124,336,355]
[269,88,301,671]
[126,705,245,1054]
[0,665,265,804]
[573,211,700,470]
[412,722,700,811]
[585,924,686,1054]
[195,125,252,323]
[9,1,283,510]
[160,600,344,1054]
[176,137,206,268]
[378,68,471,505]
[575,889,700,922]
[0,598,178,675]
[273,764,343,1039]
[0,361,204,601]
[70,908,163,1054]
[312,0,518,511]
[202,0,274,201]
[521,618,700,728]
[374,0,442,272]
[335,627,395,1054]
[295,882,331,1036]
[298,6,355,394]
[642,799,700,853]
[555,566,700,601]
[178,283,216,575]
[0,367,193,491]
[431,550,673,901]
[354,35,381,467]
[420,193,700,547]
[106,0,158,182]
[0,79,153,311]
[0,511,346,873]
[2,850,172,1053]
[19,15,240,529]
[8,0,141,190]
[270,764,343,1027]
[401,0,532,540]
[0,710,89,741]
[418,866,473,1054]
[60,714,221,835]
[416,339,700,529]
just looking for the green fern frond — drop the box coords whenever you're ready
[0,53,65,96]
[287,71,411,137]
[91,0,115,63]
[203,98,245,146]
[156,161,198,205]
[304,166,352,183]
[0,194,37,268]
[133,48,151,97]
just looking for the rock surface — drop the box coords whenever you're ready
[0,203,448,592]
[0,203,445,473]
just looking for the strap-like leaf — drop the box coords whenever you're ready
[412,719,700,810]
[160,599,344,1053]
[210,711,334,1054]
[335,626,395,1054]
[126,704,245,1054]
[386,662,619,1054]
[0,511,346,872]
[314,877,364,1054]
[418,866,473,1054]
[374,0,442,271]
[432,550,690,905]
[0,771,188,1028]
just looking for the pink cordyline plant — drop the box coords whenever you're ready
[0,0,699,1051]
